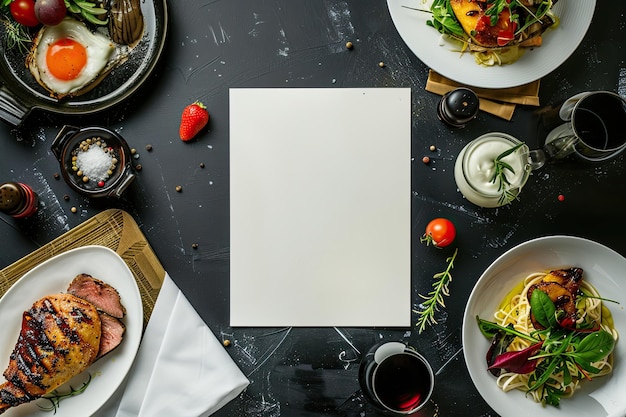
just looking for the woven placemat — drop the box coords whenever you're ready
[0,209,165,327]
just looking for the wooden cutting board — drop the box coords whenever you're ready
[0,209,165,327]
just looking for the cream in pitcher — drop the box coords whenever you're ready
[454,133,533,208]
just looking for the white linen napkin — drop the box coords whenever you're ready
[97,273,249,417]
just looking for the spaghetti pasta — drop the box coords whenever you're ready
[480,268,618,406]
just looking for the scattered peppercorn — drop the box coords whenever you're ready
[63,195,70,201]
[192,243,198,249]
[199,163,205,169]
[378,61,385,68]
[223,339,231,347]
[175,185,182,192]
[131,148,137,155]
[146,144,153,151]
[54,173,60,180]
[135,164,142,171]
[71,206,77,213]
[345,41,353,49]
[422,156,430,164]
[429,145,436,152]
[558,194,565,202]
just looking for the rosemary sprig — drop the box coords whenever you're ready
[38,373,92,414]
[489,142,525,205]
[414,248,458,333]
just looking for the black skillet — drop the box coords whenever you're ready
[0,0,168,127]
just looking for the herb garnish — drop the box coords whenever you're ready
[405,0,556,44]
[415,247,458,333]
[38,373,92,414]
[0,15,31,54]
[489,142,525,205]
[478,289,617,407]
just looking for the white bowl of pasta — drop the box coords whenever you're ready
[463,235,626,417]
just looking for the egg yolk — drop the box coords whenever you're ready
[45,38,87,81]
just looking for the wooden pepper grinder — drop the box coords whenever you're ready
[0,182,38,219]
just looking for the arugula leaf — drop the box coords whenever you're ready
[527,355,560,392]
[476,316,539,343]
[427,0,465,38]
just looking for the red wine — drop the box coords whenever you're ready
[373,353,432,412]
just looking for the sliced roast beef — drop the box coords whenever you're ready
[97,312,126,358]
[67,273,126,318]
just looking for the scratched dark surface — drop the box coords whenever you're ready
[1,1,625,416]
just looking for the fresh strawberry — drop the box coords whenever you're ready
[179,101,210,141]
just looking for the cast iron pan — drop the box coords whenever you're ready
[0,1,168,127]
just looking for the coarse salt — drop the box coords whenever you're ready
[76,146,113,181]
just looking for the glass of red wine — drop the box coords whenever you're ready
[359,341,434,415]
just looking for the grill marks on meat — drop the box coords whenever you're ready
[0,274,127,415]
[67,274,126,319]
[0,294,101,413]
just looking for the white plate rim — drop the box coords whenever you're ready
[462,235,626,417]
[387,0,597,88]
[0,245,143,417]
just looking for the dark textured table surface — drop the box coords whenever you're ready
[1,1,625,416]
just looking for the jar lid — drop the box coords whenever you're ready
[0,182,24,214]
[438,88,479,127]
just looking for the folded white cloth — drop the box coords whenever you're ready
[96,273,249,417]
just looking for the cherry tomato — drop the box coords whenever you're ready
[421,218,456,248]
[10,0,40,27]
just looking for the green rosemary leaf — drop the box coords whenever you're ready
[414,248,459,333]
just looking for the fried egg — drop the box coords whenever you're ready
[27,17,124,99]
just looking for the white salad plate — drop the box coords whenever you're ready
[462,235,626,417]
[387,0,597,88]
[0,246,143,417]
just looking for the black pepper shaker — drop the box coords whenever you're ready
[0,182,38,219]
[438,87,479,128]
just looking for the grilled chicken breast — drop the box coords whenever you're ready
[0,274,127,414]
[0,294,101,414]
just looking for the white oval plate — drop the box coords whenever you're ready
[387,0,596,88]
[462,236,626,417]
[0,246,143,417]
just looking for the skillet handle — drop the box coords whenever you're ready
[0,84,30,127]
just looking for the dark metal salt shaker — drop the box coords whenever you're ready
[438,88,479,128]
